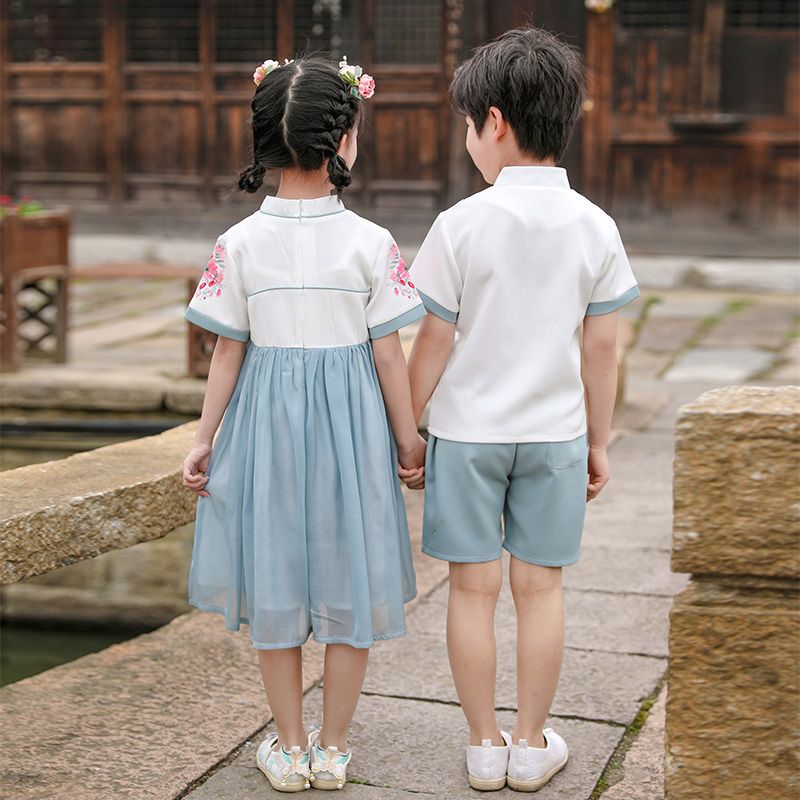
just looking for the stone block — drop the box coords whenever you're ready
[0,422,199,584]
[694,258,800,295]
[165,379,207,415]
[672,386,800,578]
[664,347,775,383]
[0,367,167,411]
[666,580,800,799]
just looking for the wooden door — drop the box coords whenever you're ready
[1,0,454,210]
[584,0,799,226]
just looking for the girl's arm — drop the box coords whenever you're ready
[407,313,456,425]
[182,336,247,496]
[372,332,427,471]
[581,312,618,501]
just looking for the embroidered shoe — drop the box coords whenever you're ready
[466,730,512,791]
[308,727,351,790]
[506,728,569,792]
[256,733,311,793]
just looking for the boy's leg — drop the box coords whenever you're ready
[447,559,504,746]
[258,647,305,746]
[502,436,587,747]
[509,558,564,747]
[320,644,370,752]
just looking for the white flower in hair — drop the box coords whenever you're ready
[338,56,363,81]
[338,56,374,99]
[253,58,294,86]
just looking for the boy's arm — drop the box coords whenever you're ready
[408,313,456,425]
[581,311,618,500]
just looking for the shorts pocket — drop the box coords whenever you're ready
[546,436,588,470]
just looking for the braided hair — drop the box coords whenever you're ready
[238,56,362,198]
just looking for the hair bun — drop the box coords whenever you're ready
[238,161,267,193]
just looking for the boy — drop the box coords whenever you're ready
[404,27,639,792]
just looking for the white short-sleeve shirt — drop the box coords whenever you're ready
[185,194,425,348]
[411,166,640,444]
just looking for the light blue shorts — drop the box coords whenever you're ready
[422,434,589,567]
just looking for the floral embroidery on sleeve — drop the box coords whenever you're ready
[195,242,226,300]
[387,243,418,300]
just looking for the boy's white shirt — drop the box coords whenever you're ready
[411,165,640,444]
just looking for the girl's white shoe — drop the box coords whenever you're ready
[466,730,513,791]
[308,728,352,790]
[506,728,569,792]
[256,734,311,793]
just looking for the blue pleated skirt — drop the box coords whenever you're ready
[188,340,417,649]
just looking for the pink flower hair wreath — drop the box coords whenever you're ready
[251,55,375,100]
[337,57,376,100]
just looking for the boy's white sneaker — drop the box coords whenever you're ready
[256,733,311,792]
[466,730,512,791]
[308,727,351,790]
[506,728,569,792]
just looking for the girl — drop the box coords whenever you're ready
[182,55,426,793]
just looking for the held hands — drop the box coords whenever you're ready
[398,434,427,491]
[587,444,610,501]
[183,441,212,497]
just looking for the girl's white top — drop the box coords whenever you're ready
[411,166,640,444]
[185,194,424,348]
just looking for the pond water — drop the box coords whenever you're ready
[0,622,154,687]
[1,413,194,686]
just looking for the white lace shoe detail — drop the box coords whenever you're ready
[256,734,311,793]
[308,728,351,790]
[507,728,569,792]
[466,730,512,791]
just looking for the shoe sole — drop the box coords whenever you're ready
[257,759,309,792]
[311,776,345,790]
[506,754,569,792]
[468,775,507,791]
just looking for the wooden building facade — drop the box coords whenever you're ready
[1,0,798,228]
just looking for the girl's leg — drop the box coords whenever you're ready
[320,644,370,752]
[510,557,564,748]
[447,559,504,746]
[258,647,305,747]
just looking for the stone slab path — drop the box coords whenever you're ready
[183,277,797,799]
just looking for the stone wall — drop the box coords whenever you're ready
[666,386,800,799]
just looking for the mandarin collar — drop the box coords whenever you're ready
[494,166,570,189]
[259,194,346,218]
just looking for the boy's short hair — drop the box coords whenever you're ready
[450,27,585,162]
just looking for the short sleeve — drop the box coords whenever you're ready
[365,236,426,339]
[409,213,461,323]
[184,237,250,341]
[586,220,640,316]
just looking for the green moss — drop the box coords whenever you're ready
[657,297,754,378]
[589,678,665,799]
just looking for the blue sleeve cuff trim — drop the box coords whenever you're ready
[586,285,641,316]
[185,306,250,341]
[369,303,426,339]
[418,291,458,323]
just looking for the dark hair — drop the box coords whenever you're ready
[238,55,362,197]
[449,27,585,162]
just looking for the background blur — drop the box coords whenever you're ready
[1,0,798,252]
